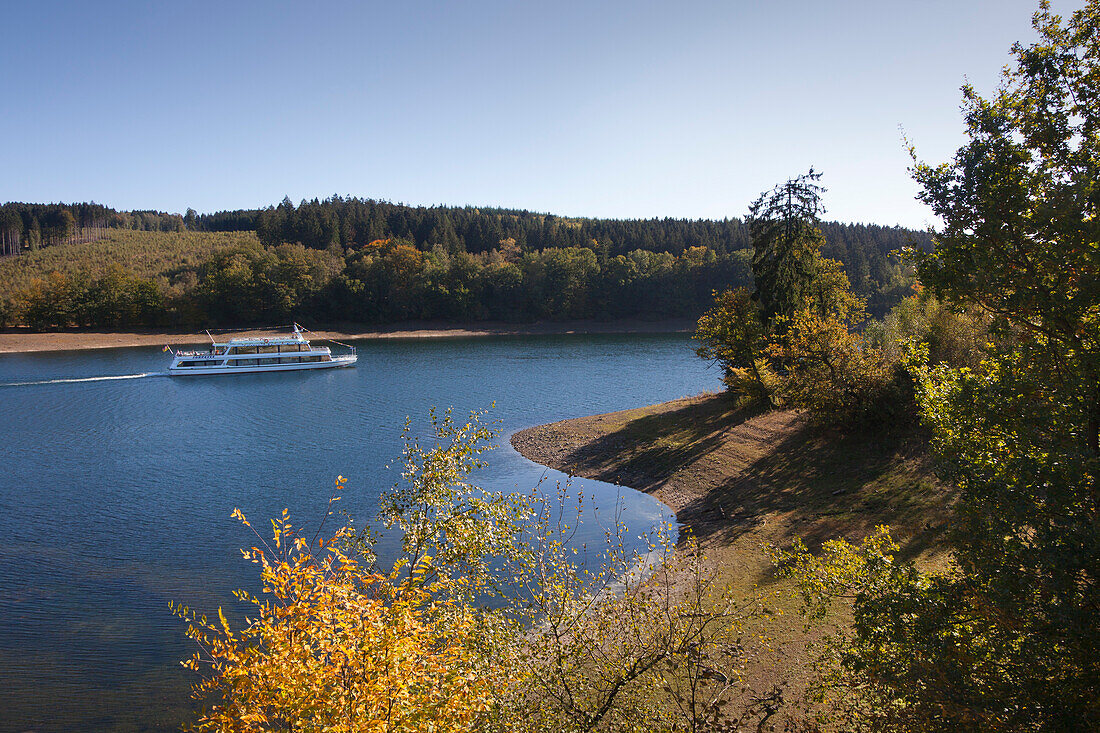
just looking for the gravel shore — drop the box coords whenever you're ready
[510,392,949,568]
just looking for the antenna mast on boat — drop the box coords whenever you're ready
[296,323,356,352]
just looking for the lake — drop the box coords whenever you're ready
[0,332,719,731]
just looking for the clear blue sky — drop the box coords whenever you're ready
[0,0,1080,228]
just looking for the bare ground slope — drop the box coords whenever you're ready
[511,392,953,703]
[512,393,950,567]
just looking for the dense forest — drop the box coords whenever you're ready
[0,202,114,255]
[0,201,195,258]
[249,197,925,304]
[0,197,928,329]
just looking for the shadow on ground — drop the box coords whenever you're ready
[549,394,951,565]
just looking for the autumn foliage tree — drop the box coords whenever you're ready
[769,3,1100,730]
[695,171,893,421]
[172,497,501,732]
[174,410,524,733]
[770,258,894,420]
[692,287,774,400]
[177,408,799,732]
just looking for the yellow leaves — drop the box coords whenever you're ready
[184,406,807,732]
[771,525,900,621]
[218,606,231,635]
[772,302,893,420]
[177,511,499,733]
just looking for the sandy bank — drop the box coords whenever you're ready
[513,395,804,550]
[0,318,695,355]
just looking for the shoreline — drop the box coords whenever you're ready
[510,392,950,570]
[0,318,694,355]
[510,394,806,549]
[510,393,951,702]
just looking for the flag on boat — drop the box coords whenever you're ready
[163,345,171,352]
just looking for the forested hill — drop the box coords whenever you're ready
[243,197,928,299]
[0,197,928,329]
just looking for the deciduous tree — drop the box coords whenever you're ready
[172,499,502,733]
[777,3,1100,729]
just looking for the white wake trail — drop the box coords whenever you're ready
[0,372,167,387]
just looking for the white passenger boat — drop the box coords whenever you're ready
[167,324,356,376]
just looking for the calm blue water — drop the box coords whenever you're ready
[0,333,719,731]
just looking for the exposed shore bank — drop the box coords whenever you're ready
[511,393,951,586]
[0,318,694,355]
[511,392,952,702]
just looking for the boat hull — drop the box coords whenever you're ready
[169,355,357,376]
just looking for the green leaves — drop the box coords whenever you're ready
[819,3,1100,727]
[772,526,900,622]
[693,287,773,400]
[695,244,896,422]
[378,406,529,596]
[748,169,828,325]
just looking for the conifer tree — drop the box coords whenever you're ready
[747,168,827,325]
